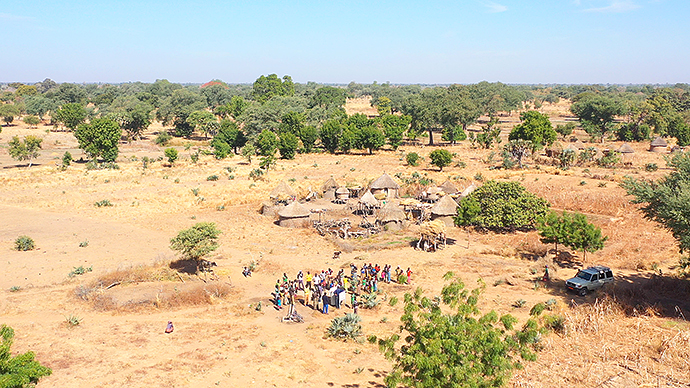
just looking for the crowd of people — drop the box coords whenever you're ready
[271,263,413,315]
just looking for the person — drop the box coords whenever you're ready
[242,267,252,277]
[283,273,289,284]
[304,285,311,308]
[407,267,412,284]
[165,321,174,334]
[322,292,330,314]
[297,271,304,290]
[305,271,313,289]
[543,265,550,282]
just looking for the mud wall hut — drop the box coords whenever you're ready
[430,195,459,227]
[370,173,400,199]
[277,201,311,228]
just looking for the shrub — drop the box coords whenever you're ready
[206,174,219,181]
[62,151,73,168]
[326,313,362,340]
[164,148,178,164]
[65,315,82,326]
[94,199,113,207]
[429,149,453,171]
[388,296,398,307]
[513,299,527,308]
[530,302,546,316]
[543,314,565,334]
[597,151,620,168]
[69,265,93,277]
[645,163,658,172]
[170,222,221,265]
[0,325,52,386]
[14,236,35,251]
[405,152,420,166]
[155,131,172,146]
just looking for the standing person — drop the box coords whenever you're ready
[543,265,550,282]
[322,292,330,314]
[304,284,311,308]
[297,271,304,290]
[406,267,412,284]
[305,271,313,290]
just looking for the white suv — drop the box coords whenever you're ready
[566,265,614,296]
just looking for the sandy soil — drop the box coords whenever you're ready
[1,102,689,387]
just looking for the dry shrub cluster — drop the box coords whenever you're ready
[514,297,690,387]
[603,275,690,318]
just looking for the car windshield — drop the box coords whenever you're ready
[576,271,592,281]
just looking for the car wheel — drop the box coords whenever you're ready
[579,288,588,296]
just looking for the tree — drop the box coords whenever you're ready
[622,152,690,253]
[53,103,86,131]
[440,86,480,145]
[298,125,318,153]
[212,119,246,157]
[216,95,249,119]
[442,125,467,144]
[555,123,575,139]
[0,104,20,126]
[469,117,501,149]
[429,149,453,171]
[0,325,52,388]
[375,96,392,116]
[570,94,623,141]
[375,273,541,388]
[309,86,346,109]
[381,114,411,150]
[8,136,42,167]
[255,129,278,157]
[156,89,206,137]
[278,131,298,159]
[355,125,385,154]
[74,118,122,162]
[164,148,178,164]
[566,213,607,261]
[108,96,153,141]
[279,111,305,135]
[170,223,221,270]
[24,96,57,120]
[252,74,295,103]
[508,110,557,151]
[503,139,532,169]
[186,110,218,139]
[15,84,37,97]
[320,119,343,154]
[455,180,550,232]
[23,115,40,128]
[539,211,571,254]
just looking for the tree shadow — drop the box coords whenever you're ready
[602,273,690,318]
[169,259,197,274]
[2,163,43,169]
[552,251,582,269]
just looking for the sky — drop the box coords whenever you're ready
[1,0,689,84]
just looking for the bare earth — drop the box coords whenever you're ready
[1,100,689,387]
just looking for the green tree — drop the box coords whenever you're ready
[252,74,295,103]
[24,96,57,120]
[278,131,298,159]
[15,84,37,97]
[0,325,52,388]
[164,148,178,164]
[0,104,21,126]
[429,149,453,171]
[309,86,347,109]
[469,117,501,149]
[442,125,467,144]
[375,96,392,116]
[375,273,541,388]
[53,103,86,131]
[8,136,42,167]
[320,119,343,154]
[255,129,278,157]
[156,89,206,137]
[298,125,318,153]
[455,180,550,232]
[212,119,246,157]
[538,211,574,254]
[440,86,480,145]
[622,152,690,253]
[566,213,607,261]
[108,96,153,141]
[355,125,385,154]
[570,94,623,142]
[279,111,305,135]
[74,118,122,162]
[381,114,411,150]
[555,123,575,139]
[170,223,221,270]
[22,115,41,128]
[508,110,557,151]
[503,139,532,169]
[186,110,218,139]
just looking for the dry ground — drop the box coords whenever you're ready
[1,100,689,387]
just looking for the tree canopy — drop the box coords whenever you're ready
[508,110,557,151]
[170,222,221,265]
[0,325,52,388]
[8,136,42,167]
[74,118,122,162]
[429,149,453,171]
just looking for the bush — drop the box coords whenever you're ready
[597,151,620,168]
[62,151,73,168]
[543,314,565,334]
[645,163,658,172]
[14,236,35,251]
[406,152,420,166]
[429,149,453,171]
[206,175,219,181]
[94,199,113,207]
[155,131,172,146]
[0,325,53,386]
[326,313,362,340]
[164,148,178,164]
[388,296,398,306]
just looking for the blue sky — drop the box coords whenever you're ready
[1,0,688,84]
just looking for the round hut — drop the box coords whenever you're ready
[430,194,459,227]
[460,182,478,198]
[650,137,668,153]
[370,173,401,199]
[378,203,406,231]
[574,140,587,150]
[335,187,350,200]
[359,190,379,213]
[277,201,311,228]
[270,181,297,203]
[321,177,339,200]
[439,180,458,195]
[617,143,635,163]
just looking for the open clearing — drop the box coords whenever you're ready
[1,100,689,387]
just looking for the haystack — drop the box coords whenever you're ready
[270,181,296,201]
[378,203,406,231]
[359,190,379,208]
[370,173,400,199]
[431,195,459,226]
[650,137,668,153]
[460,182,478,198]
[439,180,458,195]
[277,201,311,228]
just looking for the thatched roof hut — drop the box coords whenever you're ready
[335,187,350,200]
[378,203,406,231]
[321,177,339,193]
[460,182,478,198]
[277,201,311,228]
[270,181,297,201]
[370,173,400,199]
[617,143,635,154]
[563,144,579,154]
[359,190,379,208]
[431,195,459,227]
[650,137,668,153]
[574,140,587,150]
[439,180,458,195]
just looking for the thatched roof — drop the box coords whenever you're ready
[574,140,587,150]
[321,177,339,192]
[427,187,443,195]
[359,190,379,207]
[617,143,635,153]
[595,150,605,160]
[460,182,478,198]
[336,187,349,194]
[370,173,400,190]
[547,142,563,152]
[431,195,459,216]
[379,203,405,223]
[563,144,579,153]
[439,180,458,194]
[651,137,668,147]
[270,181,296,199]
[278,201,310,218]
